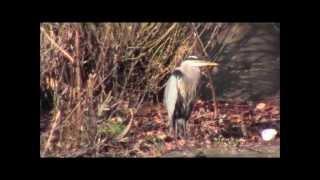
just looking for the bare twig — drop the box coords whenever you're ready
[42,110,61,157]
[40,27,75,64]
[192,112,214,121]
[192,23,219,120]
[146,23,177,49]
[208,75,218,120]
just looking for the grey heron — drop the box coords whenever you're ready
[163,56,218,139]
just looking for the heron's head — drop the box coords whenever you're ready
[173,56,219,98]
[181,56,219,71]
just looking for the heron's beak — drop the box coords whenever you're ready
[186,60,219,67]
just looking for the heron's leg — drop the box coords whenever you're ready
[178,119,185,138]
[183,121,187,139]
[174,120,178,140]
[176,119,185,139]
[172,119,176,138]
[183,121,188,139]
[168,116,175,137]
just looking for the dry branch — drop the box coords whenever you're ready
[42,110,61,157]
[40,27,75,64]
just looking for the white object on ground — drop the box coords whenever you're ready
[261,128,278,141]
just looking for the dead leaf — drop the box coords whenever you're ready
[177,139,186,146]
[255,103,266,110]
[154,116,162,124]
[205,139,211,145]
[146,131,154,136]
[157,132,167,140]
[271,108,280,115]
[229,114,242,123]
[165,142,174,151]
[255,114,262,121]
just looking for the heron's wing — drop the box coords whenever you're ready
[164,75,178,119]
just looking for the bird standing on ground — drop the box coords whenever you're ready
[163,56,218,139]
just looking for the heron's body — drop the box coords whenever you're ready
[164,68,198,137]
[164,57,218,138]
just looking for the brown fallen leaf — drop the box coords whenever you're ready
[255,114,262,121]
[154,116,162,124]
[270,108,280,115]
[146,131,154,136]
[229,114,242,123]
[255,103,266,110]
[156,132,167,140]
[165,142,175,151]
[205,139,211,145]
[177,139,186,146]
